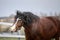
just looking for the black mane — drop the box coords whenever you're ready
[16,11,39,26]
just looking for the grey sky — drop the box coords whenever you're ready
[0,0,60,17]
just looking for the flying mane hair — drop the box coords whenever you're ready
[16,11,39,26]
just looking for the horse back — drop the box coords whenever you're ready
[37,17,60,39]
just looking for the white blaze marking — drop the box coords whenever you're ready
[10,18,21,31]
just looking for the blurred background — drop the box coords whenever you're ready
[0,0,60,40]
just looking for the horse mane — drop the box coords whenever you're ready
[23,12,39,26]
[16,11,39,26]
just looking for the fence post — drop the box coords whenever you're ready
[17,31,20,40]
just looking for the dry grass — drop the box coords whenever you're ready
[0,37,25,40]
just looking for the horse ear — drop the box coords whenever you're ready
[16,11,22,15]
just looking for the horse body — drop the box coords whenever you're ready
[9,11,60,40]
[24,17,60,40]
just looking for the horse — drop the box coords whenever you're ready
[9,11,60,40]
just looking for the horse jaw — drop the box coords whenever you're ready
[9,24,16,32]
[9,19,18,32]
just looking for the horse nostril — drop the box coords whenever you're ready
[11,31,13,33]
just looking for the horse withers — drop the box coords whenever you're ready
[9,11,60,40]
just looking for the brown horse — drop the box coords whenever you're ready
[9,11,60,40]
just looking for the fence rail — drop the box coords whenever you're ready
[0,34,25,38]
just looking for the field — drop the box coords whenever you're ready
[0,37,58,40]
[0,37,25,40]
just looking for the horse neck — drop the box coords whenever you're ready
[23,18,40,32]
[23,18,40,40]
[23,24,33,40]
[23,24,32,32]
